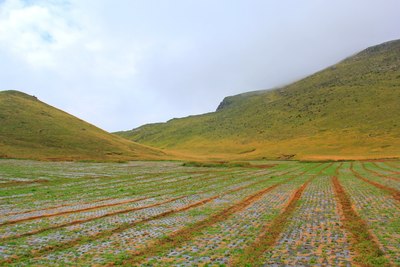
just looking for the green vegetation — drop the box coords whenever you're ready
[0,90,166,161]
[0,160,399,266]
[117,39,400,161]
[182,161,274,168]
[332,176,389,266]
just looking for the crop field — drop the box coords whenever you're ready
[0,160,399,266]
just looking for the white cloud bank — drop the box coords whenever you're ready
[0,0,80,67]
[1,0,400,131]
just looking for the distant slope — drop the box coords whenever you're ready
[117,39,400,160]
[0,90,165,161]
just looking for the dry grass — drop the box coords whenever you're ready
[117,40,400,161]
[0,90,168,161]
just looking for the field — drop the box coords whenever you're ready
[0,159,399,266]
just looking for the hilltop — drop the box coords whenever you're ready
[117,39,400,160]
[0,90,166,161]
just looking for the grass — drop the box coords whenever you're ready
[182,161,275,168]
[332,176,389,266]
[116,39,400,161]
[0,90,166,161]
[230,163,333,266]
[0,160,399,265]
[115,175,296,266]
[350,162,400,201]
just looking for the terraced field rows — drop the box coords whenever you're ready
[0,159,399,266]
[260,165,352,266]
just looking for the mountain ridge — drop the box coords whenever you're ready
[116,39,400,160]
[0,90,166,161]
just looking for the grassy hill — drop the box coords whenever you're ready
[117,39,400,161]
[0,90,166,161]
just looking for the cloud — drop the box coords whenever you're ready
[0,0,399,132]
[0,0,80,68]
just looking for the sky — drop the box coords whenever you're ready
[1,0,400,132]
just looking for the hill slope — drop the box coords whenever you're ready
[117,39,400,160]
[0,90,165,161]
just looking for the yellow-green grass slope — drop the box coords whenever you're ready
[0,90,166,161]
[117,39,400,161]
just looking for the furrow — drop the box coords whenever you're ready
[0,166,305,265]
[372,162,400,175]
[112,165,322,266]
[362,163,400,182]
[332,176,390,266]
[228,163,331,266]
[0,196,185,241]
[351,163,400,201]
[0,170,247,218]
[0,197,150,226]
[2,196,118,217]
[247,163,352,266]
[0,166,295,242]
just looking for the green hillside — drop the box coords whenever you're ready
[117,39,400,161]
[0,90,165,161]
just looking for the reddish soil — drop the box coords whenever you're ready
[362,163,400,182]
[0,196,186,241]
[350,163,400,202]
[372,162,400,174]
[229,164,332,266]
[116,183,284,266]
[332,176,389,267]
[114,164,329,266]
[1,164,318,265]
[0,197,150,227]
[0,179,49,187]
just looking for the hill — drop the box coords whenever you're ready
[116,39,400,161]
[0,90,166,161]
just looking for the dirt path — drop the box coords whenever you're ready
[351,163,400,201]
[0,169,262,223]
[0,196,185,241]
[0,179,49,188]
[332,175,390,266]
[115,183,286,266]
[112,164,325,266]
[1,165,312,265]
[383,162,400,172]
[362,163,400,182]
[372,162,400,175]
[0,197,150,226]
[2,196,119,217]
[1,166,298,242]
[228,163,332,266]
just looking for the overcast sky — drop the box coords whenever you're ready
[1,0,399,132]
